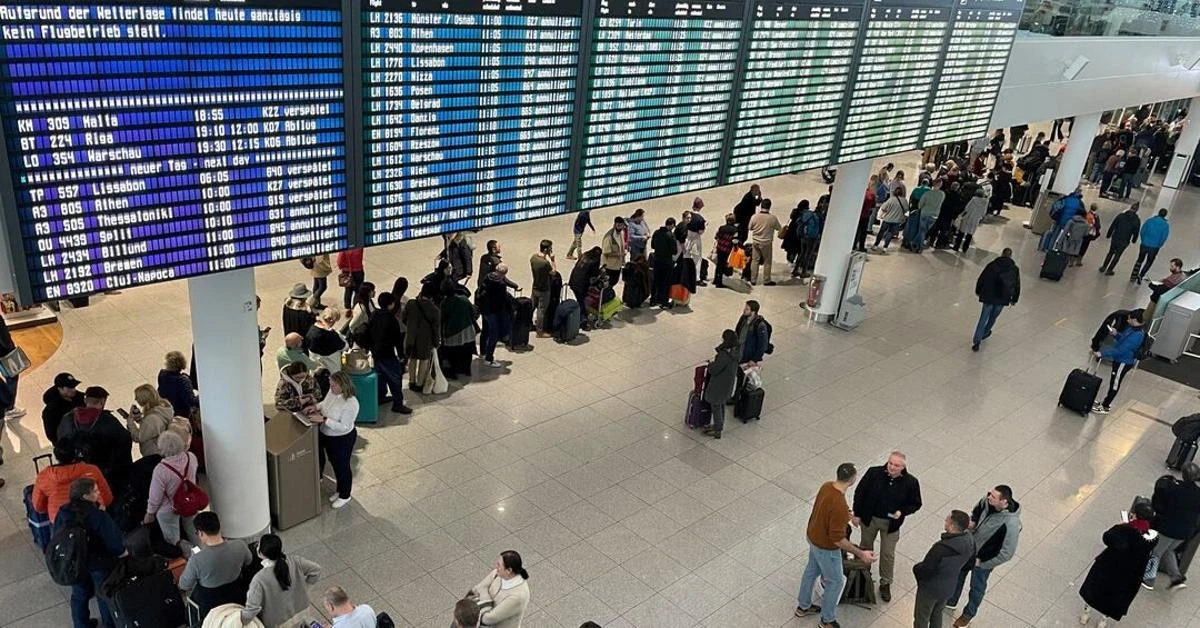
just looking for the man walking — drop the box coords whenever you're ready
[1100,202,1141,275]
[1145,462,1200,590]
[1130,208,1170,284]
[947,485,1022,627]
[529,239,556,337]
[972,248,1020,352]
[913,510,976,628]
[795,463,876,628]
[852,451,924,602]
[748,199,782,286]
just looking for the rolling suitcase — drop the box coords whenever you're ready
[554,300,581,343]
[1167,437,1198,470]
[1058,359,1101,416]
[24,453,54,550]
[509,296,534,348]
[107,562,187,628]
[686,391,711,429]
[348,370,379,424]
[1040,250,1068,281]
[734,387,764,422]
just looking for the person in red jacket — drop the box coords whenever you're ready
[335,248,365,312]
[32,440,113,522]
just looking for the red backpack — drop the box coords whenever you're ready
[165,458,208,517]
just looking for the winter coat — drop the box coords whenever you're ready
[601,228,626,270]
[913,531,976,601]
[470,570,530,628]
[158,369,198,418]
[446,238,473,281]
[621,260,651,308]
[42,386,84,441]
[1056,215,1090,256]
[975,257,1021,306]
[879,196,907,224]
[367,308,403,360]
[1107,209,1141,246]
[128,402,174,457]
[1079,522,1157,620]
[1100,326,1146,365]
[569,256,601,295]
[969,496,1022,569]
[703,346,738,406]
[478,272,517,317]
[305,325,345,373]
[852,465,923,533]
[58,408,134,489]
[1140,215,1170,249]
[626,219,650,257]
[1151,475,1200,540]
[281,301,316,340]
[309,254,332,278]
[1053,192,1085,228]
[959,195,988,235]
[651,226,678,267]
[403,297,441,360]
[735,314,770,363]
[274,368,319,413]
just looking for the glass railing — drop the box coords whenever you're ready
[1020,0,1200,37]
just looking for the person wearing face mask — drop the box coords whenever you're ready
[242,534,322,627]
[852,452,924,603]
[466,551,531,628]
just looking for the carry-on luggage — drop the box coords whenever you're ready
[1167,437,1198,470]
[554,299,581,343]
[105,558,187,628]
[841,558,876,606]
[1041,250,1068,281]
[349,370,379,424]
[735,387,764,422]
[686,391,711,429]
[24,453,54,550]
[901,214,921,250]
[509,296,534,348]
[1058,359,1101,416]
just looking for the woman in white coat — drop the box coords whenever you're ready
[467,551,530,628]
[955,186,989,253]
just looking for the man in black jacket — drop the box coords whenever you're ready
[1100,203,1141,275]
[853,451,923,602]
[1146,463,1200,590]
[914,510,975,628]
[650,218,678,308]
[972,248,1020,352]
[42,372,84,443]
[57,477,127,628]
[368,292,412,415]
[57,386,133,490]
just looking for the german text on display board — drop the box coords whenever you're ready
[0,0,1024,302]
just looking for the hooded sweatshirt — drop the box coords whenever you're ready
[57,407,133,485]
[970,496,1022,569]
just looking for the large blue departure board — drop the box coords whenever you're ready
[921,0,1022,145]
[0,0,349,302]
[362,0,581,244]
[577,0,743,209]
[727,0,861,184]
[836,0,953,162]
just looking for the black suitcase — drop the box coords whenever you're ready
[1041,250,1068,281]
[509,296,534,348]
[735,387,764,422]
[1167,437,1198,470]
[1059,367,1101,416]
[554,300,580,343]
[108,566,186,628]
[24,454,53,550]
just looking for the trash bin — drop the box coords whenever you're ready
[264,412,320,530]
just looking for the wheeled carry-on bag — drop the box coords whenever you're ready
[554,300,581,343]
[1058,357,1101,416]
[1167,437,1198,470]
[23,454,54,550]
[686,364,710,429]
[106,561,187,628]
[735,387,764,422]
[509,296,534,348]
[1041,250,1068,281]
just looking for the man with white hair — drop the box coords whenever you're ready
[852,451,924,602]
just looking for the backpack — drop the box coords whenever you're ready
[798,212,820,239]
[840,558,876,606]
[376,612,397,628]
[756,318,774,355]
[46,508,90,585]
[1049,197,1065,221]
[165,458,208,517]
[1135,332,1154,361]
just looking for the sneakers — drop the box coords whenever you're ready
[945,602,958,611]
[484,360,502,368]
[329,493,340,503]
[1079,610,1091,625]
[1140,580,1154,590]
[1105,271,1115,276]
[1168,577,1188,591]
[794,606,821,618]
[331,497,352,509]
[4,407,25,419]
[1092,404,1110,415]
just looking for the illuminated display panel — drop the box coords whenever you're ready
[836,0,952,162]
[0,0,348,302]
[727,0,861,183]
[921,0,1021,145]
[362,0,582,244]
[578,0,743,209]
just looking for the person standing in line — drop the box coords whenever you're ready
[282,283,316,340]
[650,218,678,307]
[276,332,317,372]
[529,239,556,337]
[713,213,738,289]
[795,463,876,628]
[748,199,782,286]
[854,175,878,253]
[913,510,976,628]
[335,247,364,312]
[1130,208,1170,284]
[1145,463,1200,590]
[600,217,627,289]
[702,330,739,440]
[178,511,254,621]
[1091,311,1146,415]
[56,477,127,628]
[626,208,650,261]
[566,210,595,260]
[915,178,946,253]
[478,264,518,368]
[686,199,708,285]
[871,184,907,252]
[41,372,84,443]
[477,239,503,291]
[445,231,474,284]
[947,485,1023,628]
[971,248,1020,352]
[57,386,134,491]
[1101,202,1141,275]
[792,200,820,277]
[143,430,200,553]
[242,535,323,626]
[308,371,359,509]
[404,282,442,385]
[32,439,113,522]
[734,184,762,247]
[954,185,988,253]
[852,451,924,602]
[309,252,332,309]
[126,384,174,457]
[1078,501,1157,628]
[367,293,412,415]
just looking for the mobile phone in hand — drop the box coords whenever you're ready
[116,408,129,419]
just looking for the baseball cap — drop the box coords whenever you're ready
[53,373,81,388]
[83,386,110,399]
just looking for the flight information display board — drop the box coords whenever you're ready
[922,0,1021,145]
[577,0,743,209]
[0,0,348,302]
[836,0,952,162]
[362,0,581,244]
[727,0,861,183]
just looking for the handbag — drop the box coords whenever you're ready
[337,271,352,288]
[343,349,371,375]
[728,247,747,270]
[423,349,448,394]
[0,346,30,378]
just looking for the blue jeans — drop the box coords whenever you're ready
[947,564,992,619]
[873,222,900,248]
[796,543,845,624]
[71,568,116,628]
[915,215,936,251]
[481,313,510,362]
[973,303,1004,345]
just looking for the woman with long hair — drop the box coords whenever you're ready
[311,371,360,509]
[468,550,531,628]
[242,534,321,627]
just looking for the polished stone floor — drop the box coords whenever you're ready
[2,137,1199,627]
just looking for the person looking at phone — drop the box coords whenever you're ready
[275,362,321,414]
[124,384,174,457]
[308,371,360,510]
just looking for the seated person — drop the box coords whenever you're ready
[179,512,254,622]
[32,439,113,522]
[274,361,321,414]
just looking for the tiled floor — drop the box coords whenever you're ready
[2,136,1200,627]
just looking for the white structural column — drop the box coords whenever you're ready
[1052,111,1103,195]
[188,268,270,539]
[1156,95,1200,211]
[811,158,872,318]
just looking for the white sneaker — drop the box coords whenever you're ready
[485,361,502,368]
[329,494,339,503]
[5,407,25,419]
[1079,610,1090,625]
[331,497,351,509]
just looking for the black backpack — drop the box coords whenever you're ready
[46,509,89,585]
[376,612,396,628]
[1135,331,1154,360]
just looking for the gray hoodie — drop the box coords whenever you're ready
[971,497,1022,570]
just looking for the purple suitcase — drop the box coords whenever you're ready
[686,391,711,429]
